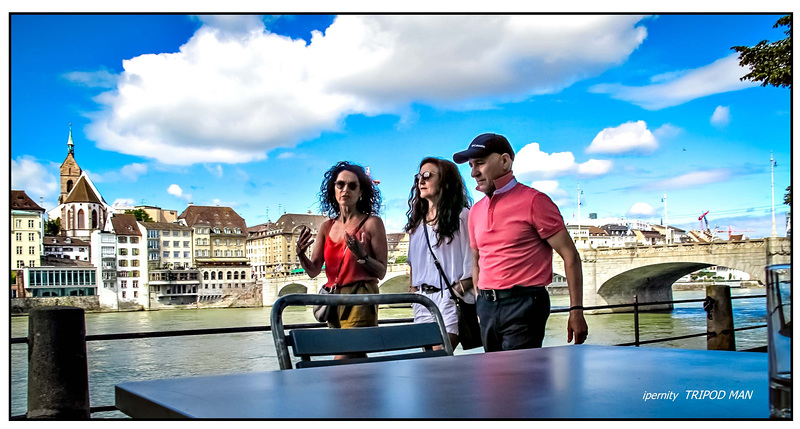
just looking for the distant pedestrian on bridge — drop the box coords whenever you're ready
[405,157,475,350]
[296,161,388,359]
[453,133,588,351]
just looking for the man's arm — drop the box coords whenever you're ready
[471,248,480,298]
[546,228,588,344]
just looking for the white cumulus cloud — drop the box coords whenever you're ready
[530,180,570,208]
[167,184,183,196]
[589,53,757,110]
[84,15,648,165]
[63,68,118,88]
[586,120,657,154]
[88,163,148,183]
[628,202,656,216]
[11,156,59,199]
[710,105,731,127]
[515,142,613,181]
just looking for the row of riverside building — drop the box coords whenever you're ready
[10,129,410,311]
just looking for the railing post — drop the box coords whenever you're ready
[27,306,90,419]
[633,295,640,347]
[705,285,735,351]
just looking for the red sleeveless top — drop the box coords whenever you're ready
[324,217,375,288]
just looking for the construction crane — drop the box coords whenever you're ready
[724,225,755,241]
[698,211,710,232]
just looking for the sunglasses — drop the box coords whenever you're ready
[414,171,435,182]
[335,180,359,191]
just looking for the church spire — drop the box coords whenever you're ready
[67,123,75,155]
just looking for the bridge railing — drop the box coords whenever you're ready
[10,291,766,419]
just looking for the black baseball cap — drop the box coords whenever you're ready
[453,133,515,164]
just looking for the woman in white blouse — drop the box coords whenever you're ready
[405,157,474,349]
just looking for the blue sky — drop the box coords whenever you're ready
[9,13,792,238]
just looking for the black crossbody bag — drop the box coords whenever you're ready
[423,223,482,350]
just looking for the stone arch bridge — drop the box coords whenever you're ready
[263,237,790,311]
[554,237,790,311]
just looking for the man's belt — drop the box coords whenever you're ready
[479,285,544,302]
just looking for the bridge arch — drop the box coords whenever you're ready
[379,275,410,293]
[278,283,309,296]
[597,262,712,309]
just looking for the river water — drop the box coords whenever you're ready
[10,288,768,418]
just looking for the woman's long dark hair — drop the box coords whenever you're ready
[318,161,382,218]
[404,157,472,245]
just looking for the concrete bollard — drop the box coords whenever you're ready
[705,285,736,351]
[27,306,91,419]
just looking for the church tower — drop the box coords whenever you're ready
[59,124,82,204]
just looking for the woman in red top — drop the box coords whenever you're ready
[296,162,388,353]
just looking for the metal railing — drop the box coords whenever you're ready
[10,293,767,418]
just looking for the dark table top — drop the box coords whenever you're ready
[115,345,768,419]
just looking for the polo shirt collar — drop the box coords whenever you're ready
[492,172,517,195]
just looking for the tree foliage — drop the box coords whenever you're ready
[125,209,154,222]
[44,217,61,236]
[732,15,792,89]
[785,185,791,206]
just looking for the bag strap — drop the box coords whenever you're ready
[331,215,371,290]
[423,222,458,300]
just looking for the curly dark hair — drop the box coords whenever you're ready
[318,161,382,218]
[404,157,472,245]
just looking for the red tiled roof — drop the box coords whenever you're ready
[178,205,248,232]
[110,213,141,236]
[11,190,45,212]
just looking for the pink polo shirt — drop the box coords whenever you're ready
[468,172,565,290]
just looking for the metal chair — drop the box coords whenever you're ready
[271,293,453,370]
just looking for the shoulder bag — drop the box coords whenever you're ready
[423,222,483,350]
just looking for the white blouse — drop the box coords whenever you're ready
[408,207,473,289]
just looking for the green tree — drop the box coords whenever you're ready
[732,15,792,89]
[125,209,154,222]
[784,185,791,205]
[44,217,61,236]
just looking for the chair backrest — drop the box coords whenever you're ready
[271,293,453,370]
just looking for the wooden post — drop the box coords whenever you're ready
[706,285,736,351]
[27,306,90,419]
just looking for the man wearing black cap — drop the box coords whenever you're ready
[453,133,587,351]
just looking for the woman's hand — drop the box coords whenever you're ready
[296,226,314,256]
[344,231,369,259]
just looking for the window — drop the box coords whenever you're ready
[29,233,35,241]
[16,219,22,228]
[163,230,170,237]
[173,241,180,247]
[118,236,128,243]
[130,237,139,244]
[234,271,239,280]
[197,239,203,246]
[28,219,35,228]
[234,228,241,234]
[16,246,23,255]
[122,291,126,299]
[132,248,139,256]
[133,280,139,288]
[224,227,231,234]
[163,251,169,258]
[119,260,128,267]
[227,271,232,280]
[131,260,140,267]
[15,233,22,241]
[214,227,220,234]
[215,239,221,246]
[163,241,169,247]
[17,261,24,268]
[133,291,138,298]
[210,271,216,280]
[183,231,190,237]
[131,270,139,277]
[121,280,127,288]
[204,272,209,280]
[173,252,180,258]
[183,241,190,248]
[184,252,189,258]
[119,248,128,256]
